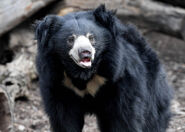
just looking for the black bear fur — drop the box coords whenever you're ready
[35,5,172,132]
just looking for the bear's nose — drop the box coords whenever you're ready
[78,48,92,59]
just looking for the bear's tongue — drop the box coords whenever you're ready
[79,58,91,67]
[81,58,90,62]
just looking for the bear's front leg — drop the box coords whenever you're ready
[96,88,144,132]
[45,100,84,132]
[97,105,143,132]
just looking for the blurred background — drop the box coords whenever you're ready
[0,0,185,132]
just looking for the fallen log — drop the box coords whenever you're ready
[0,0,55,36]
[121,0,185,40]
[58,0,185,40]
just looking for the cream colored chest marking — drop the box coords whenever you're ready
[63,72,106,97]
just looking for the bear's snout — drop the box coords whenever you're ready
[78,48,92,60]
[69,35,96,68]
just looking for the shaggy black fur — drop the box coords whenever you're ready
[35,5,172,132]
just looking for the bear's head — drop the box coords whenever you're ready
[35,5,124,80]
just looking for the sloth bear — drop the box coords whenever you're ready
[35,5,172,132]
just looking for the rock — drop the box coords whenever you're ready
[18,125,25,131]
[144,31,185,63]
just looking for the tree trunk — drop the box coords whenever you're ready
[0,0,55,36]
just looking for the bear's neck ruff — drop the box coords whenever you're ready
[63,72,106,97]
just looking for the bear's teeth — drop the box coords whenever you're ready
[79,61,91,67]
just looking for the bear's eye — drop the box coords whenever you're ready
[88,34,95,43]
[67,35,75,44]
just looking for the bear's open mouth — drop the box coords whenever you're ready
[70,55,92,68]
[79,57,91,68]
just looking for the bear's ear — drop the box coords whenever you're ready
[93,5,119,37]
[35,15,61,49]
